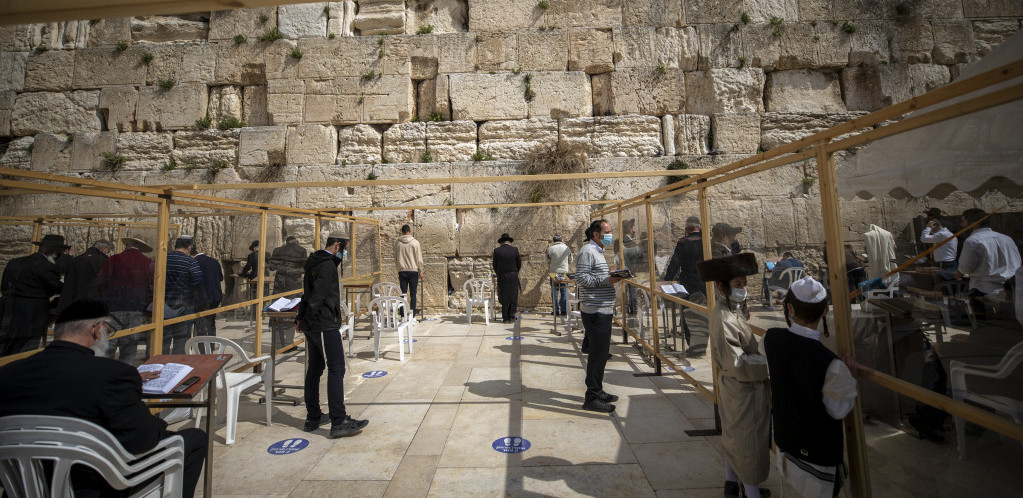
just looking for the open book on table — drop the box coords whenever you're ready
[266,297,302,312]
[138,363,194,394]
[660,283,689,296]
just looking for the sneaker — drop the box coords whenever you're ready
[329,416,369,438]
[581,399,615,413]
[303,413,329,432]
[597,391,619,403]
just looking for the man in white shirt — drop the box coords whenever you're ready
[920,215,958,270]
[955,208,1022,319]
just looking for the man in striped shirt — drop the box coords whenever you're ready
[162,236,203,354]
[577,219,623,413]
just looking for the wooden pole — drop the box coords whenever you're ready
[116,225,125,252]
[254,209,268,357]
[646,201,662,374]
[698,185,718,405]
[816,144,871,498]
[150,199,170,356]
[29,218,42,255]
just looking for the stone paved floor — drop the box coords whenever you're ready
[175,311,1022,497]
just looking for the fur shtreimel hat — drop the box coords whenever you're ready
[697,253,758,282]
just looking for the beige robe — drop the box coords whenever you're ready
[710,299,772,484]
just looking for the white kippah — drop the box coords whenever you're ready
[790,276,827,303]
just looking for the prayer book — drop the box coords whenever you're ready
[660,283,689,296]
[609,269,634,279]
[266,297,302,312]
[138,363,194,394]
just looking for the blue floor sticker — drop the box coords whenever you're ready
[267,438,308,455]
[403,338,418,343]
[362,370,388,378]
[492,437,531,453]
[681,366,695,372]
[506,336,524,340]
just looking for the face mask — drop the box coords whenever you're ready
[602,233,613,246]
[730,287,748,302]
[342,250,348,260]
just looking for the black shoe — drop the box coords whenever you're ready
[329,416,369,438]
[724,481,741,498]
[303,413,329,432]
[581,399,615,413]
[597,391,619,403]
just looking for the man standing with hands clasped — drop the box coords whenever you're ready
[296,235,368,438]
[577,219,623,413]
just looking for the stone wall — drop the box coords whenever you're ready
[0,1,1020,310]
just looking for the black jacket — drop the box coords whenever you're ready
[297,250,342,332]
[240,251,269,279]
[58,246,109,312]
[1,252,62,300]
[0,341,168,455]
[493,244,522,275]
[664,231,704,295]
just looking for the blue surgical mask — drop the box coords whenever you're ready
[602,233,613,246]
[342,250,348,260]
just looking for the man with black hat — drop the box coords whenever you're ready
[96,236,154,363]
[493,233,522,323]
[546,234,572,316]
[764,277,857,497]
[0,234,66,356]
[0,298,207,498]
[711,222,744,258]
[697,252,771,498]
[57,239,112,313]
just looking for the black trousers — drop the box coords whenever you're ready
[497,272,519,322]
[193,301,219,337]
[582,311,613,401]
[304,328,348,424]
[398,271,420,314]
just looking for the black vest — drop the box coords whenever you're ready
[764,327,845,466]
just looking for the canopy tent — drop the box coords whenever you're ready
[839,30,1023,200]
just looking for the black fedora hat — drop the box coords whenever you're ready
[697,253,758,282]
[498,233,514,243]
[33,234,71,249]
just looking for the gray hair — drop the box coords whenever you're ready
[53,317,99,340]
[92,240,113,252]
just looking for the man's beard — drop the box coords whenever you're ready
[92,334,110,357]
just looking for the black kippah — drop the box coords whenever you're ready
[55,299,109,324]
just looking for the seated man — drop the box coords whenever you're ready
[768,252,804,289]
[0,299,207,498]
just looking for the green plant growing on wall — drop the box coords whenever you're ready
[290,47,303,59]
[33,46,48,55]
[258,13,270,23]
[529,185,545,203]
[842,21,856,34]
[829,19,839,26]
[234,34,247,44]
[66,135,74,144]
[357,95,365,104]
[443,197,454,206]
[472,150,494,162]
[523,73,535,102]
[101,152,126,172]
[323,5,330,15]
[259,27,282,42]
[512,66,522,74]
[27,143,34,153]
[161,157,177,171]
[813,34,820,42]
[116,41,129,51]
[185,162,199,172]
[666,159,690,186]
[429,111,445,122]
[377,37,385,46]
[656,61,667,75]
[801,176,816,194]
[738,56,747,68]
[417,24,434,35]
[195,115,212,130]
[157,78,176,90]
[367,171,378,180]
[537,0,550,10]
[410,115,420,123]
[600,191,609,201]
[140,51,154,65]
[770,17,784,37]
[328,33,336,39]
[741,12,751,24]
[490,207,499,213]
[420,151,433,163]
[362,71,376,81]
[217,116,246,130]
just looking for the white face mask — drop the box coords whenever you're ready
[730,287,748,303]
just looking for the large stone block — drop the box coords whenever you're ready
[478,118,558,160]
[353,0,405,35]
[568,28,613,74]
[371,163,451,206]
[145,43,217,85]
[696,23,742,70]
[426,121,476,162]
[685,68,765,114]
[972,20,1019,58]
[456,206,555,257]
[24,50,74,91]
[97,86,137,133]
[560,115,663,158]
[777,22,820,69]
[422,256,448,308]
[405,0,468,35]
[740,24,780,70]
[848,21,890,66]
[239,126,287,167]
[877,63,951,106]
[528,71,592,119]
[72,47,148,88]
[278,3,328,38]
[477,32,518,72]
[674,114,711,155]
[0,92,12,136]
[298,36,409,79]
[70,131,117,172]
[815,22,853,68]
[449,162,526,206]
[624,0,684,27]
[29,133,71,173]
[964,0,1023,16]
[115,132,173,170]
[209,7,278,41]
[591,73,611,115]
[412,209,457,256]
[517,31,569,72]
[840,66,884,111]
[0,136,33,169]
[587,157,668,202]
[137,83,208,131]
[436,33,477,74]
[382,122,427,163]
[171,129,239,171]
[469,0,620,32]
[686,0,746,24]
[890,19,934,63]
[712,113,761,154]
[612,27,698,71]
[87,18,132,47]
[289,164,370,209]
[606,67,686,115]
[243,85,269,126]
[362,75,414,123]
[337,124,382,165]
[0,52,27,92]
[208,86,244,122]
[11,91,102,135]
[765,69,845,113]
[286,124,338,166]
[932,20,976,65]
[449,73,528,121]
[214,42,272,86]
[760,112,869,150]
[266,79,304,124]
[130,15,209,42]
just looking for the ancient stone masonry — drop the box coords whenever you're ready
[0,1,1021,309]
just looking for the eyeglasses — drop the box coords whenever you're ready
[94,319,115,338]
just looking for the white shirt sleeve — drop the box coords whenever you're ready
[822,359,858,419]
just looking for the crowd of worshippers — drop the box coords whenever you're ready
[0,233,315,361]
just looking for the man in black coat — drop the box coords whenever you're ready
[0,299,207,497]
[191,246,224,337]
[296,235,368,438]
[493,233,522,323]
[57,239,112,313]
[1,234,66,356]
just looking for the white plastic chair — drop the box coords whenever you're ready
[565,291,582,335]
[369,296,414,362]
[866,274,900,299]
[372,282,405,299]
[464,278,493,326]
[340,300,357,359]
[767,266,804,306]
[0,415,184,497]
[950,341,1023,460]
[635,287,651,345]
[185,336,273,445]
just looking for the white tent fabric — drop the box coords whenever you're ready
[838,30,1023,199]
